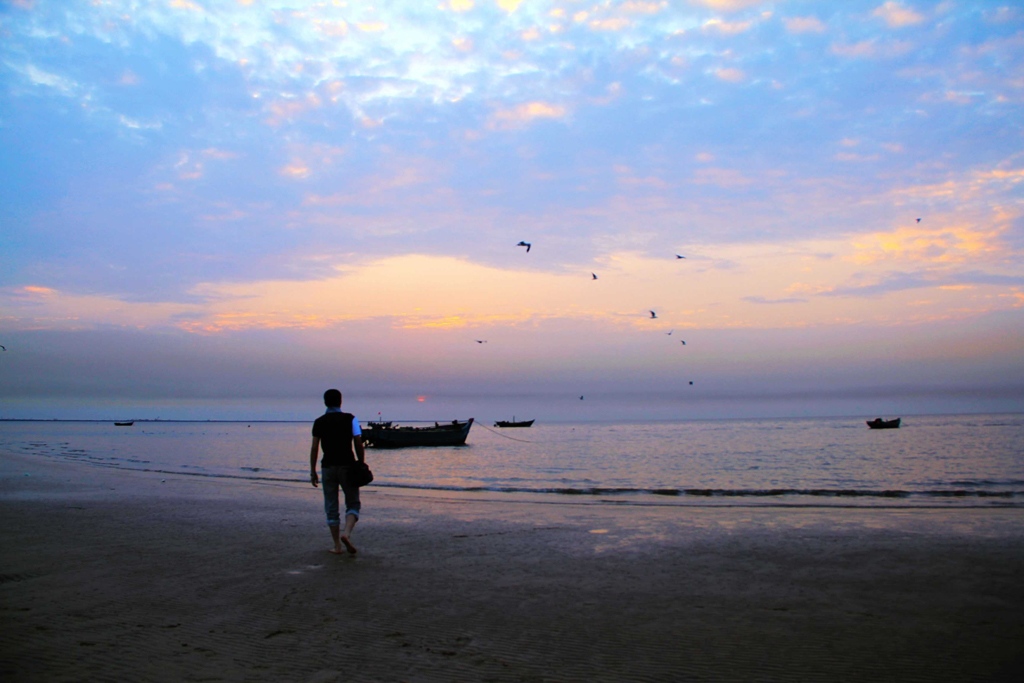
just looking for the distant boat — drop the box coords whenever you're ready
[114,421,134,427]
[494,418,535,428]
[866,417,901,429]
[363,418,474,448]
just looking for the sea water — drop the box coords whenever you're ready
[2,414,1022,507]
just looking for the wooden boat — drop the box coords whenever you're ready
[494,418,535,428]
[363,418,474,448]
[114,421,134,426]
[866,417,901,429]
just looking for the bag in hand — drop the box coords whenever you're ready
[351,460,374,487]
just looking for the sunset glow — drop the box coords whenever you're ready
[1,1,1021,419]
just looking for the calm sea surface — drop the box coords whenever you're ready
[2,414,1023,507]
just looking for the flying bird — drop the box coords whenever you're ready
[516,241,531,253]
[680,340,687,345]
[474,340,487,344]
[0,345,5,351]
[579,395,584,400]
[649,310,657,319]
[916,218,921,223]
[676,254,686,259]
[689,381,694,385]
[666,330,673,335]
[591,273,598,280]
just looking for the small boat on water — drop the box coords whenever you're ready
[494,418,535,428]
[363,418,474,448]
[866,417,901,429]
[114,421,134,427]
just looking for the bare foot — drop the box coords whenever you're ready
[340,535,357,555]
[328,546,343,555]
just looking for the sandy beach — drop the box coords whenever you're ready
[1,452,1022,682]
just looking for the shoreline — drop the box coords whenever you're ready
[2,452,1023,682]
[4,446,1021,511]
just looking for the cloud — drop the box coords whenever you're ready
[889,165,1024,203]
[713,67,746,83]
[118,69,141,86]
[20,64,78,95]
[452,37,474,52]
[622,2,666,15]
[589,18,632,32]
[703,19,754,35]
[691,167,752,187]
[169,0,203,11]
[872,2,925,28]
[314,19,349,37]
[356,22,388,32]
[831,38,914,59]
[201,148,239,161]
[742,296,809,305]
[263,94,323,127]
[824,270,1024,298]
[280,162,311,179]
[21,286,58,297]
[850,224,1006,266]
[835,152,880,162]
[174,153,204,180]
[590,82,623,105]
[688,0,763,11]
[488,102,568,130]
[784,16,827,34]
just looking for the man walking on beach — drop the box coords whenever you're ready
[310,389,366,555]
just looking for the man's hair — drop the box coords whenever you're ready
[323,389,342,408]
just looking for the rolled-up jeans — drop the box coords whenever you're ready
[321,465,361,527]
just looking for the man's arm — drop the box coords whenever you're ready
[354,434,366,463]
[309,436,320,487]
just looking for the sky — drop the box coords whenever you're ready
[1,0,1023,421]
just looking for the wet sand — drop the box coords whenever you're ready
[1,451,1022,682]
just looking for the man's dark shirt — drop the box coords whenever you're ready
[312,411,357,467]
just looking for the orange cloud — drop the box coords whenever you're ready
[591,82,623,105]
[590,18,632,31]
[850,224,1003,265]
[784,16,826,34]
[264,93,322,126]
[688,0,763,11]
[691,167,752,187]
[714,67,746,83]
[703,18,753,35]
[488,102,568,130]
[280,162,311,178]
[891,166,1024,202]
[201,148,238,160]
[174,153,204,180]
[22,285,58,296]
[831,39,912,59]
[315,20,349,38]
[622,1,666,14]
[872,2,925,28]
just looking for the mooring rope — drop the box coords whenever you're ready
[477,422,534,443]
